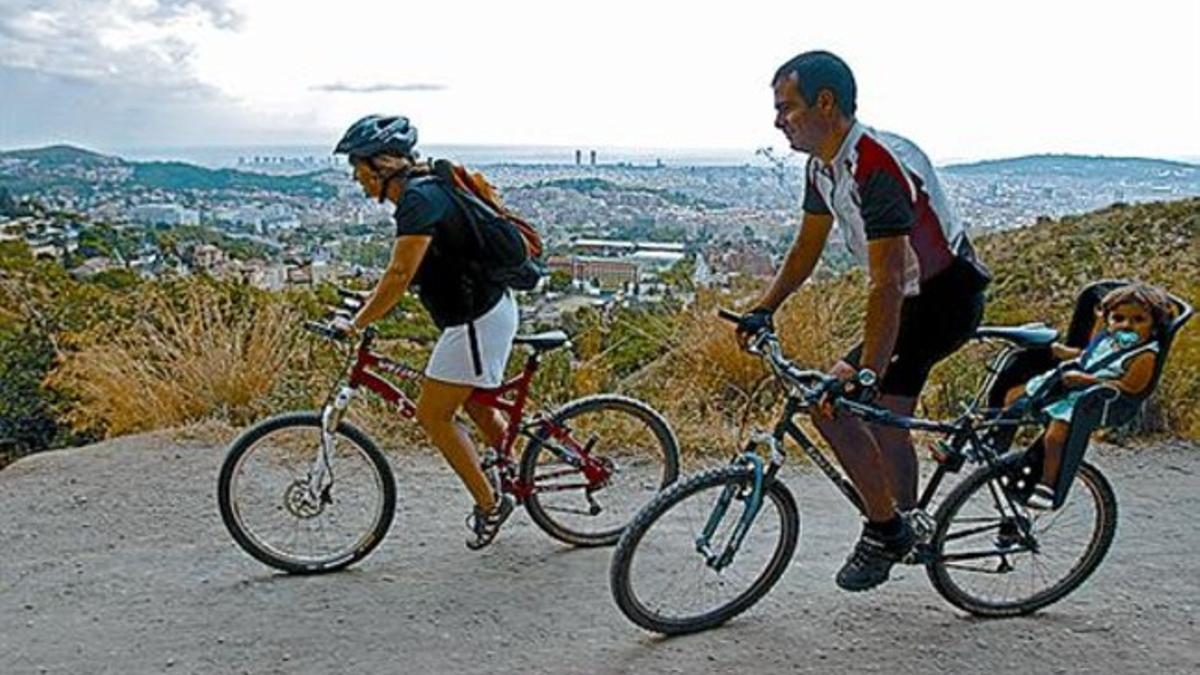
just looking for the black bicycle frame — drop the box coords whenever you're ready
[762,395,995,516]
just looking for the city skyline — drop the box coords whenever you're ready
[2,0,1199,164]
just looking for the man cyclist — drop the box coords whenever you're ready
[331,114,518,549]
[737,51,991,591]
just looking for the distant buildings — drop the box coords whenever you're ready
[694,240,776,287]
[129,203,199,226]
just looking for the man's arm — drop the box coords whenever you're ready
[753,212,833,311]
[351,235,432,330]
[857,235,909,376]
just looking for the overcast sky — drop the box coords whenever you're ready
[2,0,1198,163]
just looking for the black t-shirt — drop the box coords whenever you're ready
[394,177,504,328]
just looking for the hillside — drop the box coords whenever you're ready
[943,154,1198,177]
[2,197,1197,460]
[644,197,1200,450]
[977,198,1198,319]
[0,144,334,198]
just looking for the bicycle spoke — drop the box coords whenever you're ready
[226,422,388,569]
[931,462,1115,615]
[621,472,791,628]
[524,399,675,544]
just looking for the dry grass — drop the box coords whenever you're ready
[47,281,303,437]
[628,279,865,455]
[37,199,1199,455]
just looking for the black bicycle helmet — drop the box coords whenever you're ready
[333,115,418,160]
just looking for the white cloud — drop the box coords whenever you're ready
[3,0,1199,161]
[310,82,448,93]
[0,0,243,91]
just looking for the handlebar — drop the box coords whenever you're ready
[303,321,348,342]
[302,287,376,344]
[302,320,378,347]
[717,308,834,404]
[717,308,967,431]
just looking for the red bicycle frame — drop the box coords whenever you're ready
[341,332,608,500]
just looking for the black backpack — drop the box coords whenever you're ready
[430,159,545,291]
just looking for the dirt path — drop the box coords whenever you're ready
[1,433,1197,674]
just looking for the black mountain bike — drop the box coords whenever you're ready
[609,310,1120,635]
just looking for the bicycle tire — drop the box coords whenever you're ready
[926,456,1117,616]
[217,411,397,574]
[610,465,799,635]
[520,394,680,547]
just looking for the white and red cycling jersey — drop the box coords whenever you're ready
[803,121,970,296]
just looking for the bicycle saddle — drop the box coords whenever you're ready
[514,330,570,351]
[973,323,1058,347]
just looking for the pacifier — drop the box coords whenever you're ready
[1113,330,1141,348]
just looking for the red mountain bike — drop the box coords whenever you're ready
[217,292,680,574]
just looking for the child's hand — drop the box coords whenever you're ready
[1061,371,1097,389]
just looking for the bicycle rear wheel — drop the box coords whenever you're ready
[520,395,679,547]
[217,411,396,574]
[610,465,799,635]
[926,457,1116,616]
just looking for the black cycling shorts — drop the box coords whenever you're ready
[844,257,988,398]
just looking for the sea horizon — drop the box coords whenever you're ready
[101,143,762,169]
[3,140,1198,171]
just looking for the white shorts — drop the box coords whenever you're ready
[425,291,519,389]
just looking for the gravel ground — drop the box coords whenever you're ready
[1,432,1197,674]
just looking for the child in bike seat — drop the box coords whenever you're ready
[1006,282,1175,509]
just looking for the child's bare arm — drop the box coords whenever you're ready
[1110,352,1157,396]
[1063,352,1157,393]
[1051,342,1082,360]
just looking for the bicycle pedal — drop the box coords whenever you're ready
[904,544,935,565]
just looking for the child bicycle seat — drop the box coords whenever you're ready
[1000,280,1193,507]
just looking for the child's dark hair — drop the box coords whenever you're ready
[1099,282,1175,339]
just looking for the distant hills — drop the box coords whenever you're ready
[943,153,1198,177]
[0,144,121,168]
[0,144,335,198]
[2,143,1197,213]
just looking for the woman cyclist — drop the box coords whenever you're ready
[331,114,518,549]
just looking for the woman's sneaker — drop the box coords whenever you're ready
[1025,483,1057,511]
[466,493,516,550]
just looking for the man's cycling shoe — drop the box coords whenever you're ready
[466,493,515,551]
[836,520,915,592]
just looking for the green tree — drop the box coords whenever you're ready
[547,269,573,292]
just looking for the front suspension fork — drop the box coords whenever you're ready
[308,385,353,502]
[695,432,783,571]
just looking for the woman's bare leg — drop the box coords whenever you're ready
[464,399,507,450]
[416,378,495,511]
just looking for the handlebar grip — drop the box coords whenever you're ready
[717,308,742,323]
[303,321,347,342]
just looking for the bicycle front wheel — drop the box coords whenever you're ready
[610,465,799,635]
[217,411,396,574]
[520,395,680,547]
[926,457,1117,616]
